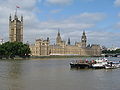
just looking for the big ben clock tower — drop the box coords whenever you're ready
[81,31,87,48]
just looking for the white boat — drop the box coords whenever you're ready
[105,61,120,69]
[92,58,108,69]
[112,61,120,68]
[105,64,117,69]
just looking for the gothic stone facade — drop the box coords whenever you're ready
[30,31,101,56]
[30,39,50,56]
[9,14,23,42]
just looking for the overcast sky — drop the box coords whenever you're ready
[0,0,120,47]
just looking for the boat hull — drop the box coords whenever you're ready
[70,63,91,69]
[92,66,105,69]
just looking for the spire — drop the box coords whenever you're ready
[82,30,86,39]
[21,15,23,21]
[58,28,60,36]
[68,38,70,45]
[14,13,18,20]
[14,6,19,20]
[83,30,86,35]
[9,14,12,21]
[47,37,49,42]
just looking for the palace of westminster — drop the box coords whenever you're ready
[8,13,101,56]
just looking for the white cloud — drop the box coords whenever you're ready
[45,0,73,5]
[68,12,106,23]
[114,0,120,7]
[79,12,106,21]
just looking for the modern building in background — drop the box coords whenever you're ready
[9,13,23,42]
[30,31,101,56]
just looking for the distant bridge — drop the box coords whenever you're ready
[102,53,120,57]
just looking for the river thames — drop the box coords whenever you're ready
[0,57,120,90]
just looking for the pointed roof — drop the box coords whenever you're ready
[21,15,23,21]
[57,28,60,36]
[14,14,18,20]
[68,38,71,45]
[14,9,18,20]
[83,30,86,36]
[9,14,12,21]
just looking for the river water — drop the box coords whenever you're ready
[0,57,120,90]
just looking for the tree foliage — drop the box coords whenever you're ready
[0,42,31,59]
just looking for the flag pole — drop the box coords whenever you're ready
[15,7,17,16]
[15,6,20,16]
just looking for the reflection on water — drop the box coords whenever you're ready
[0,57,120,90]
[0,61,24,90]
[8,61,23,90]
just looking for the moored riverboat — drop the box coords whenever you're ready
[70,58,120,69]
[70,62,91,69]
[70,60,92,69]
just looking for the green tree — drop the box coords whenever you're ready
[0,42,31,59]
[0,45,5,59]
